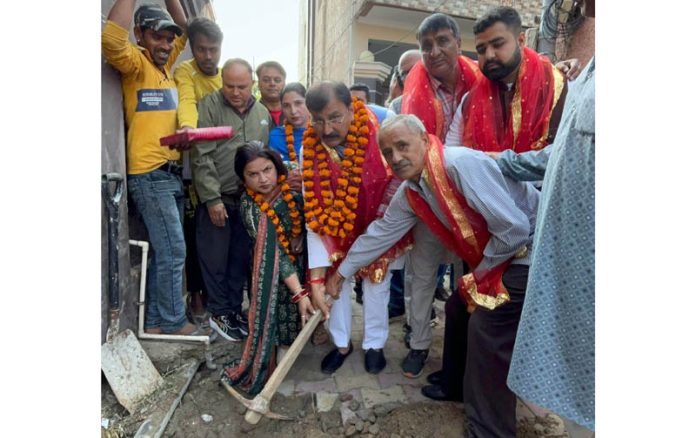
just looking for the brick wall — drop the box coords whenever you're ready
[309,0,545,85]
[363,0,543,27]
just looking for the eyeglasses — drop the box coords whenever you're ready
[310,113,346,129]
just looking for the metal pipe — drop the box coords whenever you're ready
[129,239,211,344]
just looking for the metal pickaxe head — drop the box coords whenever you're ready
[222,380,295,422]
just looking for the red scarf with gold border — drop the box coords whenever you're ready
[401,56,480,139]
[405,135,511,310]
[460,47,565,152]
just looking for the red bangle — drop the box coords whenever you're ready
[309,278,325,285]
[291,289,309,303]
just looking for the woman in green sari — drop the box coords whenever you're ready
[222,141,315,396]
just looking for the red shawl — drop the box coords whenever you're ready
[305,115,411,283]
[401,56,480,139]
[460,47,565,152]
[405,135,511,310]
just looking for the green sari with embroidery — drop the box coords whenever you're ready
[221,187,305,396]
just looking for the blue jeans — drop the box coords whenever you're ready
[128,170,187,333]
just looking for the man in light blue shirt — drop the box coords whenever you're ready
[323,114,539,437]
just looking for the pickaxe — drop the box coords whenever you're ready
[223,298,331,424]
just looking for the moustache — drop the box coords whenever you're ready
[484,61,503,70]
[392,160,410,171]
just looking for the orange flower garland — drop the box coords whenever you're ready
[284,121,298,163]
[246,175,303,261]
[302,97,369,239]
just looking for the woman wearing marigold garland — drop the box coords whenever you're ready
[268,82,309,162]
[221,141,315,396]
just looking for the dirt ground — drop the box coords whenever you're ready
[162,364,567,437]
[103,348,568,438]
[102,282,570,437]
[162,354,467,438]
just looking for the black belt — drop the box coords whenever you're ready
[157,161,183,176]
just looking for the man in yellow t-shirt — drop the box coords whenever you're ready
[173,17,223,324]
[102,0,208,336]
[174,17,223,132]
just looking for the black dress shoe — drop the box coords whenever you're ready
[321,343,353,374]
[421,384,462,402]
[364,348,386,374]
[427,370,444,385]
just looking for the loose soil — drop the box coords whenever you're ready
[103,348,568,438]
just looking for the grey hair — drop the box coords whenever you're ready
[378,114,427,145]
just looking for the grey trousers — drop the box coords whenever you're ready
[403,221,458,350]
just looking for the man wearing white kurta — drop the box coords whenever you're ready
[306,230,403,362]
[303,81,408,375]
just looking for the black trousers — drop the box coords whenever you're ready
[183,181,206,294]
[195,201,252,317]
[440,261,471,399]
[442,264,528,438]
[464,264,528,438]
[441,289,470,400]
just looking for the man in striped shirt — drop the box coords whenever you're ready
[326,114,539,437]
[398,12,481,381]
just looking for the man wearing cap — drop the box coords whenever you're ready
[102,0,208,336]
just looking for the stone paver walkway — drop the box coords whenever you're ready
[278,289,448,423]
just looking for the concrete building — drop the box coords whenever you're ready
[100,0,215,342]
[299,0,542,104]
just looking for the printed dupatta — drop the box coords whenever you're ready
[222,189,302,396]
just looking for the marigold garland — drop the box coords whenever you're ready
[301,97,369,239]
[284,121,298,163]
[246,175,303,261]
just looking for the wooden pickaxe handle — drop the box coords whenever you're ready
[243,298,331,424]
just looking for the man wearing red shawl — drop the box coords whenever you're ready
[327,114,539,438]
[398,12,482,380]
[424,5,569,407]
[401,13,480,142]
[445,6,567,151]
[303,82,411,375]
